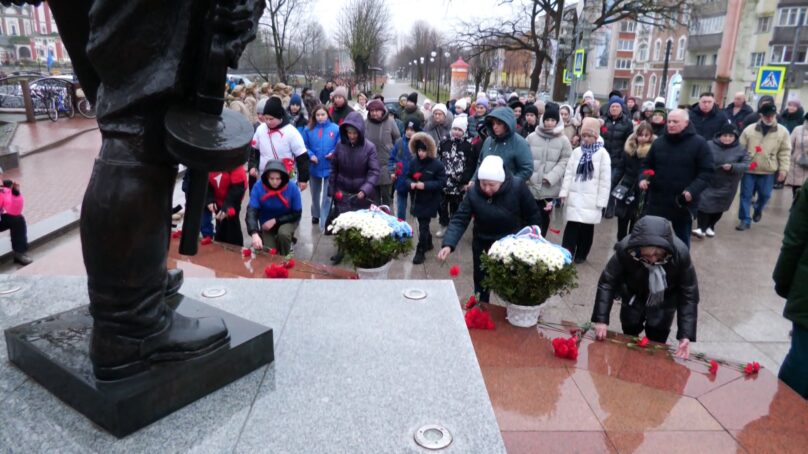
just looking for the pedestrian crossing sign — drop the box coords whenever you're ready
[755,66,786,94]
[563,69,572,85]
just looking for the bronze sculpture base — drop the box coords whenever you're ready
[4,294,273,438]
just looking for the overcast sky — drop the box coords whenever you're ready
[312,0,508,51]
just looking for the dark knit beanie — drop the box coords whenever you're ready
[524,104,539,117]
[407,92,418,104]
[263,97,285,119]
[405,118,422,132]
[543,102,560,123]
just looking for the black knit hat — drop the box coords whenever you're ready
[524,104,539,117]
[404,118,422,132]
[508,100,525,112]
[263,96,285,119]
[407,92,418,104]
[543,102,560,123]
[717,121,739,138]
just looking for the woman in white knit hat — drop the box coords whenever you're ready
[559,117,612,263]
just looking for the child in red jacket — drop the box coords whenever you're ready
[202,165,248,246]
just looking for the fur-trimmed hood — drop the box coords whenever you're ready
[408,132,438,158]
[624,131,655,158]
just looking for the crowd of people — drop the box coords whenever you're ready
[203,78,808,392]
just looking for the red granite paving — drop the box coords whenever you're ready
[10,117,98,154]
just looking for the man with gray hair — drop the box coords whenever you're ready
[724,91,753,131]
[639,109,714,248]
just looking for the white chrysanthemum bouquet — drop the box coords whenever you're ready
[328,209,413,268]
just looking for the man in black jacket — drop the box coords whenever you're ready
[690,92,730,140]
[640,109,714,248]
[724,91,753,132]
[602,96,634,184]
[591,216,698,359]
[438,155,540,303]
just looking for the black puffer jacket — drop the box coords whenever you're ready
[591,216,699,341]
[441,174,541,249]
[641,123,714,220]
[407,133,447,218]
[602,113,634,173]
[689,103,730,140]
[724,102,753,131]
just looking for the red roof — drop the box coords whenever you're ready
[450,57,470,69]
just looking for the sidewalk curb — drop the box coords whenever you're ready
[19,126,99,157]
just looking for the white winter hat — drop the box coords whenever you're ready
[432,103,448,116]
[451,116,468,132]
[423,98,432,107]
[477,155,506,183]
[583,90,594,100]
[257,98,268,115]
[455,98,468,111]
[655,96,666,105]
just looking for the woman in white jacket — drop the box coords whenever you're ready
[559,117,611,263]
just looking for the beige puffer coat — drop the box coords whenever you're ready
[786,123,808,187]
[526,121,573,199]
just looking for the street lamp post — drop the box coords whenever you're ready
[420,56,425,91]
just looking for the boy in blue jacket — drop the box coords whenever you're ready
[302,105,340,231]
[407,132,447,264]
[390,118,420,220]
[246,160,302,256]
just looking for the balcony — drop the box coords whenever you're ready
[694,0,728,16]
[772,26,808,45]
[687,33,723,51]
[682,64,718,80]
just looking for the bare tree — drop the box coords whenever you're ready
[457,0,689,92]
[336,0,392,88]
[261,0,312,83]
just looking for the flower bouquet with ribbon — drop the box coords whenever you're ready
[481,226,578,327]
[327,205,413,269]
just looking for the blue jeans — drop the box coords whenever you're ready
[780,323,808,399]
[396,190,409,220]
[200,209,214,238]
[738,173,775,224]
[309,176,331,231]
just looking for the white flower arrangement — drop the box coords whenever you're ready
[487,237,567,271]
[328,211,393,240]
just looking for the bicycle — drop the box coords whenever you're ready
[75,87,96,119]
[47,90,74,122]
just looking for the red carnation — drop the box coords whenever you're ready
[465,306,495,330]
[200,236,213,246]
[282,158,295,173]
[755,145,762,153]
[449,265,460,277]
[242,248,252,257]
[744,361,761,375]
[283,259,295,269]
[749,162,758,171]
[227,207,236,217]
[642,169,656,177]
[251,139,257,147]
[637,336,649,348]
[549,228,561,235]
[600,125,608,133]
[334,191,344,201]
[413,172,423,181]
[269,248,278,255]
[465,295,477,309]
[709,360,719,375]
[171,229,182,239]
[264,264,289,279]
[552,336,580,360]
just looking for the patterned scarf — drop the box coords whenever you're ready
[575,141,601,182]
[260,184,289,207]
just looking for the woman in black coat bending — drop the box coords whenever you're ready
[591,216,699,359]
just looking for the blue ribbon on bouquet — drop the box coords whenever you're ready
[359,205,414,239]
[498,226,572,265]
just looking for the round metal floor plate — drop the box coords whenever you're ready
[0,285,21,296]
[414,424,452,450]
[201,287,227,298]
[403,288,427,300]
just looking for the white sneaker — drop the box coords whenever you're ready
[435,227,446,238]
[691,228,705,238]
[705,227,715,237]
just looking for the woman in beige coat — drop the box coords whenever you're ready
[787,113,808,204]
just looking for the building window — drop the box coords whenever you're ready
[777,7,807,27]
[637,43,648,61]
[615,59,632,69]
[620,21,637,32]
[690,84,703,99]
[711,54,718,65]
[654,40,661,60]
[756,16,772,33]
[648,74,657,99]
[750,52,765,67]
[617,39,634,51]
[614,78,629,91]
[9,23,17,36]
[696,55,707,65]
[691,15,725,35]
[771,45,808,64]
[677,37,686,60]
[633,75,645,97]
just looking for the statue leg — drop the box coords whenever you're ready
[82,136,228,381]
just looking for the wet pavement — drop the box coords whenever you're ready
[2,83,806,452]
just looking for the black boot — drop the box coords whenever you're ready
[91,308,229,380]
[330,251,344,264]
[412,250,425,264]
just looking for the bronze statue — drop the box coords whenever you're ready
[3,0,265,380]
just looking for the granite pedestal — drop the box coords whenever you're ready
[0,276,504,452]
[4,294,274,438]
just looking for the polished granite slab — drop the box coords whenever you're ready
[470,305,808,454]
[0,276,505,452]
